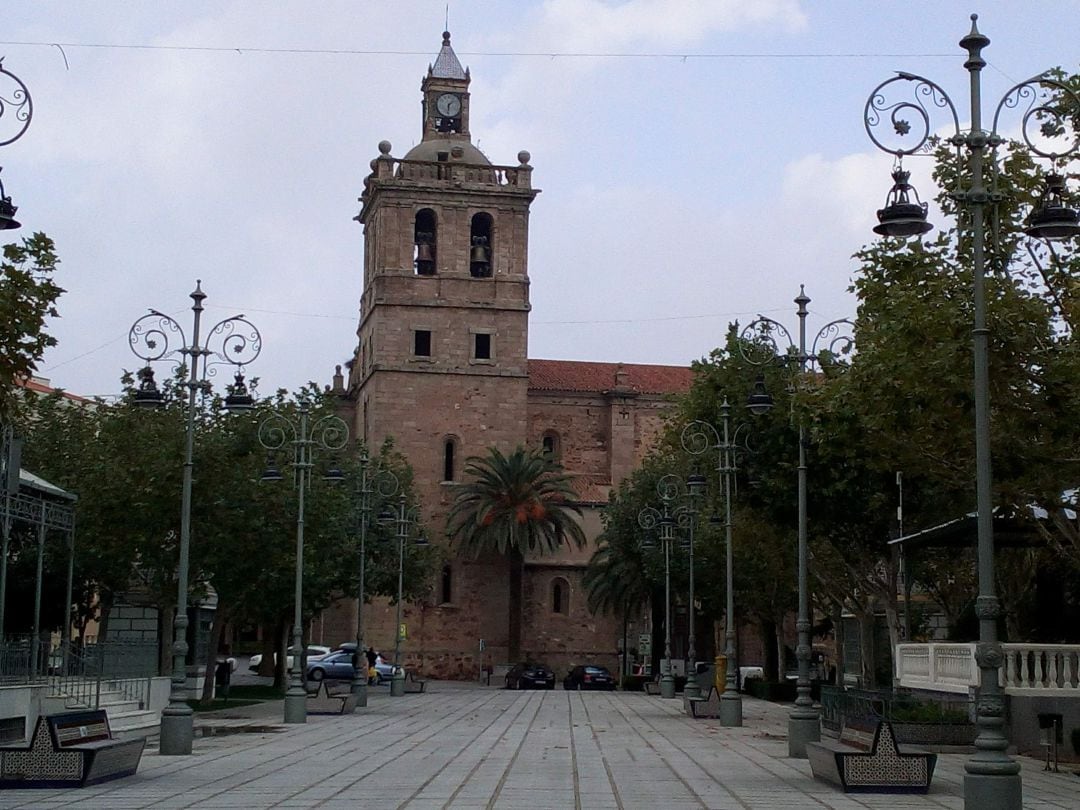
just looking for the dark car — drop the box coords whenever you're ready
[563,665,616,691]
[505,662,555,690]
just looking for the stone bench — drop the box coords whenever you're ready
[684,686,721,718]
[807,720,936,794]
[305,681,358,714]
[404,671,427,693]
[0,709,145,788]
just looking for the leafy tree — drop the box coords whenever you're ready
[0,233,63,421]
[447,446,586,660]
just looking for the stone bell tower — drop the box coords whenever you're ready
[345,32,541,673]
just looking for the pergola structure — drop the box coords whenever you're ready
[1,452,77,678]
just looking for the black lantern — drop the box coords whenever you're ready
[1024,173,1080,241]
[874,168,933,237]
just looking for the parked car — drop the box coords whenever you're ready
[563,664,616,691]
[505,662,555,690]
[307,650,400,683]
[333,642,397,682]
[248,645,331,673]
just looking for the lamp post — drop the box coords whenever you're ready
[682,399,761,726]
[741,289,853,758]
[349,453,399,706]
[862,16,1080,807]
[638,474,699,699]
[387,494,427,697]
[259,402,348,724]
[128,282,261,755]
[0,58,33,231]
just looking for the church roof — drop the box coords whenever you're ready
[431,31,467,80]
[527,359,693,395]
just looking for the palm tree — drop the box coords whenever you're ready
[447,446,586,660]
[583,542,653,678]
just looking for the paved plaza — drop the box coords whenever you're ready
[2,683,1076,809]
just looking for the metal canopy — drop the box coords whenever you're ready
[888,507,1067,551]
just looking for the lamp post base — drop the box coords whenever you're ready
[719,690,743,727]
[283,686,308,723]
[390,669,405,697]
[683,678,702,700]
[787,711,820,758]
[964,772,1022,810]
[660,674,676,699]
[159,705,194,755]
[350,679,368,709]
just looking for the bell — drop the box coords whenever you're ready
[470,240,490,277]
[1025,173,1080,241]
[874,168,933,237]
[470,243,488,264]
[415,242,434,263]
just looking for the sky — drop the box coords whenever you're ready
[3,0,1079,399]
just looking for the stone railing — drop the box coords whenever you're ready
[366,153,533,191]
[896,642,1080,695]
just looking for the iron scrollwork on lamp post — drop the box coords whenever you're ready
[862,16,1080,808]
[128,281,261,755]
[637,473,701,700]
[0,57,32,231]
[681,398,759,727]
[259,401,348,724]
[740,288,853,757]
[349,452,400,707]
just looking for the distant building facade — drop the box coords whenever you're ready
[318,33,692,677]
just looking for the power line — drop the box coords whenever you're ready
[0,39,956,61]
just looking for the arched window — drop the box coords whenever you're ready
[414,208,437,275]
[440,564,453,604]
[552,577,570,614]
[469,212,493,278]
[541,431,560,461]
[443,437,457,482]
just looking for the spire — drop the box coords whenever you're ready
[431,30,467,80]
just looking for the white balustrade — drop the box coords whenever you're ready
[897,643,1080,695]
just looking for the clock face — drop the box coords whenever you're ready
[436,93,462,118]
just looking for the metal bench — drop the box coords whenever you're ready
[0,709,145,788]
[807,720,936,794]
[684,686,721,718]
[305,681,358,714]
[404,671,427,693]
[643,677,661,696]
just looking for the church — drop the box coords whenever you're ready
[320,33,693,679]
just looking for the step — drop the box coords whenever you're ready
[107,708,159,741]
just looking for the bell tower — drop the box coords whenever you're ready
[349,29,540,509]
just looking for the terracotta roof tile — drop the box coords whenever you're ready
[528,359,692,395]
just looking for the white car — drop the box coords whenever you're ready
[249,645,331,673]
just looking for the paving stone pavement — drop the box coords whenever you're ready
[2,683,1077,809]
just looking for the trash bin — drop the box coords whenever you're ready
[715,655,727,693]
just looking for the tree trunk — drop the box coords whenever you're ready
[274,620,288,689]
[857,606,876,689]
[508,548,523,661]
[833,604,845,686]
[158,604,175,676]
[256,620,277,677]
[774,614,786,682]
[199,605,227,703]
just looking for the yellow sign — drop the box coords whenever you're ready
[399,623,408,640]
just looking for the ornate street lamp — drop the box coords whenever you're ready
[863,16,1080,807]
[0,58,33,231]
[638,474,699,699]
[259,401,348,724]
[128,282,261,755]
[385,494,427,697]
[349,453,399,706]
[741,287,853,757]
[681,396,763,727]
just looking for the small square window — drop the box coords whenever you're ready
[414,330,432,357]
[474,333,491,360]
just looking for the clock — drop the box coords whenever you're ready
[435,93,462,118]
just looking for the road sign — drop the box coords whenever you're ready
[399,623,407,640]
[638,633,652,656]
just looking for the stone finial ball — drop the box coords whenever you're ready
[517,150,531,165]
[378,140,392,155]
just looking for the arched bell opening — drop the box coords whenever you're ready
[414,208,438,275]
[469,212,493,278]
